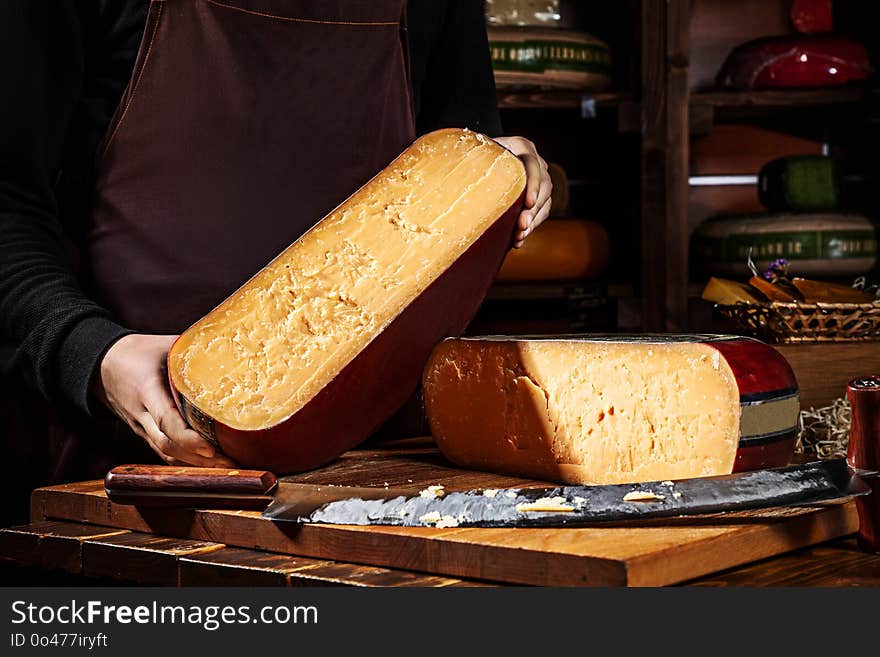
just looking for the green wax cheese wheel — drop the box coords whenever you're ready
[488,27,612,91]
[759,156,839,212]
[691,212,879,277]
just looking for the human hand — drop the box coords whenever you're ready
[493,136,553,248]
[96,334,236,467]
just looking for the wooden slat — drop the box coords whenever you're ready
[282,562,475,588]
[180,548,323,586]
[0,521,129,574]
[692,88,866,108]
[688,538,880,586]
[82,532,224,586]
[664,0,691,331]
[774,343,880,410]
[639,0,667,331]
[639,0,691,331]
[496,91,628,111]
[180,546,483,587]
[1,519,488,587]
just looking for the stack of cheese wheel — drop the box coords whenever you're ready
[691,212,878,278]
[488,27,612,91]
[496,162,611,283]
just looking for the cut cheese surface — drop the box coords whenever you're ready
[701,277,768,305]
[423,336,746,485]
[169,129,526,432]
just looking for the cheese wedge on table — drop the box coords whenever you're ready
[423,335,799,485]
[701,277,768,305]
[168,129,526,472]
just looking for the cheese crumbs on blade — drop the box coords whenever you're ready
[419,485,445,499]
[623,491,666,502]
[516,496,576,513]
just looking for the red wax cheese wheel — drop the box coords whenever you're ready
[167,129,526,472]
[718,36,871,89]
[496,219,610,282]
[423,335,798,485]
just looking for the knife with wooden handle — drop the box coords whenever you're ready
[105,376,880,552]
[104,465,279,510]
[104,465,422,510]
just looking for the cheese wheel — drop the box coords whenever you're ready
[168,129,526,472]
[488,28,612,91]
[496,219,610,282]
[692,212,879,277]
[718,35,870,90]
[547,162,569,217]
[423,335,799,485]
[486,0,571,28]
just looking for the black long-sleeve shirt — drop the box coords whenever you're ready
[0,0,501,415]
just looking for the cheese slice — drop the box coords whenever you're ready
[701,277,767,305]
[423,335,798,485]
[167,129,525,469]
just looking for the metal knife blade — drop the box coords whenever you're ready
[261,459,876,527]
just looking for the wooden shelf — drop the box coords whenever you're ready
[486,281,635,300]
[692,87,866,109]
[496,90,630,111]
[491,3,873,332]
[685,87,869,134]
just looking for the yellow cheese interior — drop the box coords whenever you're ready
[168,130,526,430]
[423,338,741,485]
[701,277,766,305]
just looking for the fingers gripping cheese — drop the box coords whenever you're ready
[168,129,526,472]
[423,335,799,485]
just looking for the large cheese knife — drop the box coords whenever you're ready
[105,376,880,551]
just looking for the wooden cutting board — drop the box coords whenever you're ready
[30,439,858,586]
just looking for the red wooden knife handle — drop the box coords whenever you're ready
[847,377,880,553]
[104,464,277,509]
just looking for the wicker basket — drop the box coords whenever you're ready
[717,301,880,343]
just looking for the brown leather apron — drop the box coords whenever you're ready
[89,0,416,334]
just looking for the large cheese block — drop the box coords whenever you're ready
[691,212,879,278]
[488,28,612,91]
[168,129,526,472]
[423,335,799,485]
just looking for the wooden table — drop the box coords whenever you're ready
[3,519,879,586]
[4,441,879,586]
[0,520,484,587]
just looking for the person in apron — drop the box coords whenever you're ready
[1,1,552,487]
